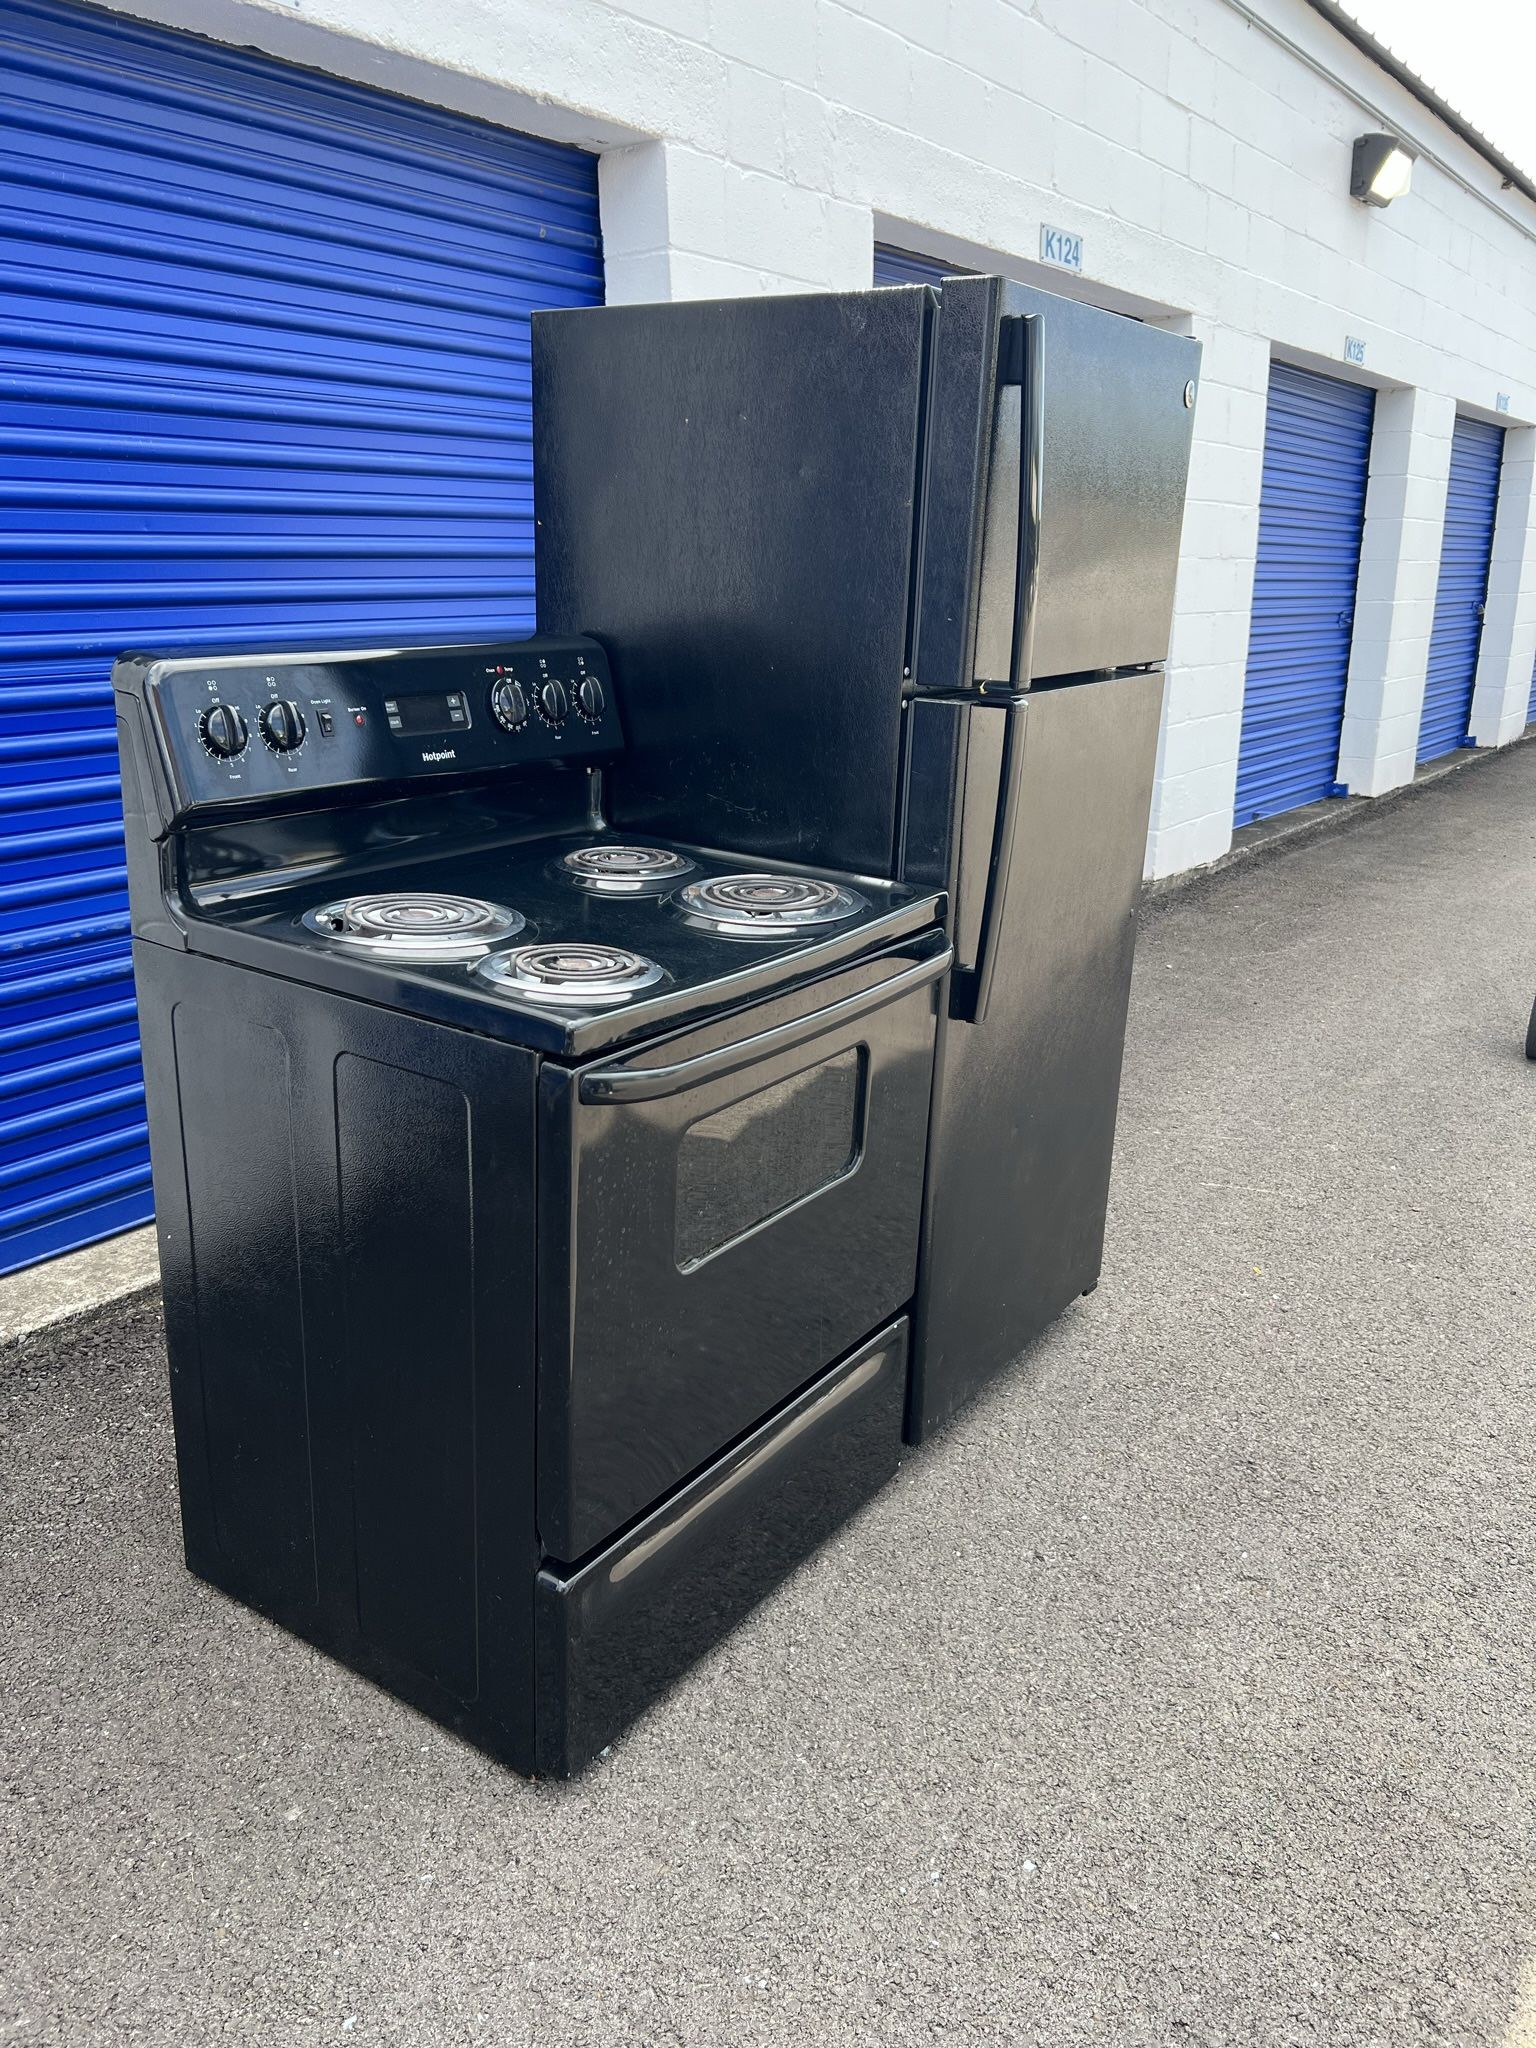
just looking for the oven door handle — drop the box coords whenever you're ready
[577,939,953,1105]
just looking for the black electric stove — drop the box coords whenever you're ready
[186,828,937,1056]
[113,635,948,1775]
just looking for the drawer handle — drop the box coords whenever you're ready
[577,940,952,1105]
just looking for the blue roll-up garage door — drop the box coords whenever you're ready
[1,0,602,1276]
[1417,416,1504,763]
[873,244,967,285]
[1234,363,1375,826]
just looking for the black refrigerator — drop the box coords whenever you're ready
[532,275,1200,1438]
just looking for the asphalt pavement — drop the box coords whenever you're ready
[5,742,1536,2047]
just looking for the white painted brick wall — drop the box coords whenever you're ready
[1338,387,1456,794]
[101,0,1536,875]
[1469,429,1536,747]
[1148,322,1269,876]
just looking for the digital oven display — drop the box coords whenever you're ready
[382,690,470,737]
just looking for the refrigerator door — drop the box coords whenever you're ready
[902,669,1165,1440]
[532,288,932,877]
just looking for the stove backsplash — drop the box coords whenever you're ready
[178,773,602,909]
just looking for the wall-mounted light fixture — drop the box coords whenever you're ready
[1351,132,1416,207]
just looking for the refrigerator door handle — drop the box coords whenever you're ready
[951,695,1029,1026]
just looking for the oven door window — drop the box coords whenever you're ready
[674,1046,866,1270]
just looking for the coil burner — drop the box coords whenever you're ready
[476,942,666,1006]
[559,844,698,895]
[674,873,867,939]
[300,892,524,961]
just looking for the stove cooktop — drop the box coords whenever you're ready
[182,834,945,1057]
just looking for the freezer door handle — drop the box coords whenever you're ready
[577,936,952,1104]
[1003,311,1046,687]
[973,312,1046,687]
[950,694,1030,1027]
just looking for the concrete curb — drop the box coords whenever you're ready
[0,1226,161,1352]
[1142,728,1536,908]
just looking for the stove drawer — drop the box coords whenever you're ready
[534,1317,906,1775]
[537,933,947,1560]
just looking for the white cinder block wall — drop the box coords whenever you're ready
[105,0,1536,878]
[1337,387,1456,794]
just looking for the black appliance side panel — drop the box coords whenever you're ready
[134,943,542,1769]
[532,291,929,876]
[113,684,185,949]
[162,999,317,1608]
[334,1056,477,1699]
[907,670,1164,1439]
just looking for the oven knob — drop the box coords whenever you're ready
[259,699,307,752]
[539,679,569,725]
[198,703,248,759]
[491,678,528,731]
[576,676,606,723]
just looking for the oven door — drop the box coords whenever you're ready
[537,930,949,1561]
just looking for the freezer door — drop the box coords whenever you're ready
[914,276,1201,690]
[905,669,1164,1439]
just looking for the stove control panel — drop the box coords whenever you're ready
[141,637,619,815]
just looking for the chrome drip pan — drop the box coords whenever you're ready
[559,844,698,895]
[476,941,666,1006]
[674,873,867,938]
[301,891,525,961]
